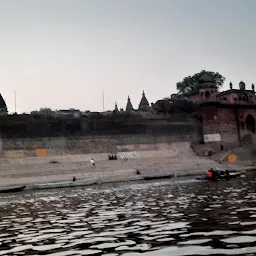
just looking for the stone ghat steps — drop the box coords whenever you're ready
[0,160,236,188]
[0,149,190,166]
[0,169,140,187]
[0,146,234,187]
[0,154,221,175]
[0,147,215,168]
[0,158,225,181]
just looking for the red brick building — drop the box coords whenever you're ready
[188,76,256,149]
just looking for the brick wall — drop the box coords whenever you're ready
[201,105,219,135]
[217,108,239,148]
[202,103,256,149]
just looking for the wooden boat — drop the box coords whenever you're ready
[0,186,26,193]
[24,177,100,191]
[143,174,174,180]
[0,177,100,194]
[196,171,245,181]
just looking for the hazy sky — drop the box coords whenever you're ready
[0,0,255,113]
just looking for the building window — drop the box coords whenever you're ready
[246,114,255,133]
[205,91,210,99]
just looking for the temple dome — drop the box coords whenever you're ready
[239,81,246,90]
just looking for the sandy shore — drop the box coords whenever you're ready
[0,147,253,188]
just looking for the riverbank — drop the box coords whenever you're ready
[0,146,254,188]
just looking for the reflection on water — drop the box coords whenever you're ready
[0,174,256,255]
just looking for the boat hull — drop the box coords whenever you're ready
[24,177,100,191]
[0,186,26,193]
[197,171,245,181]
[143,174,174,180]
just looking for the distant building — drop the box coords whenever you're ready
[56,109,81,118]
[187,75,256,148]
[138,90,151,111]
[0,94,7,115]
[113,102,119,113]
[125,96,134,112]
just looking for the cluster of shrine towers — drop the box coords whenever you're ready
[114,91,151,112]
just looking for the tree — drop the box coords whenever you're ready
[176,70,225,96]
[30,108,55,116]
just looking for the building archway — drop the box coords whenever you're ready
[246,114,255,133]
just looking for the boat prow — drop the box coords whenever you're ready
[0,186,26,193]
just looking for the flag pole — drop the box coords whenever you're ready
[14,90,16,113]
[102,90,105,112]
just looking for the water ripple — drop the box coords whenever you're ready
[0,174,255,255]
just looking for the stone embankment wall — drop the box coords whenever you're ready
[0,128,202,158]
[0,137,190,158]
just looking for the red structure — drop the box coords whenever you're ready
[188,77,256,149]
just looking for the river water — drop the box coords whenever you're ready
[0,172,256,256]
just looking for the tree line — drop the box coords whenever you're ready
[176,70,225,96]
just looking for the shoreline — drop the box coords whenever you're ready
[0,147,254,189]
[1,164,255,191]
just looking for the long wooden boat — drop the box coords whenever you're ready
[0,177,100,194]
[0,186,26,193]
[143,174,174,180]
[196,171,245,181]
[24,177,100,191]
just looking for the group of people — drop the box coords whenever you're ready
[207,168,230,179]
[109,154,117,160]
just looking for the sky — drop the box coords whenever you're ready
[0,0,256,113]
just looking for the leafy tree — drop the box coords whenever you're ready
[30,108,55,116]
[176,70,225,96]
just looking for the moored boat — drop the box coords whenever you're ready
[143,174,174,180]
[197,171,245,181]
[0,186,26,193]
[24,177,100,191]
[0,177,100,194]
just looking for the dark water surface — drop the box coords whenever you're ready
[0,173,256,256]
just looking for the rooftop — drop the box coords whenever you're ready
[217,89,255,96]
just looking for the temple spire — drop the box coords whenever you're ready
[125,96,134,112]
[114,102,119,112]
[138,90,150,111]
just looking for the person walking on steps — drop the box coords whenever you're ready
[90,158,96,168]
